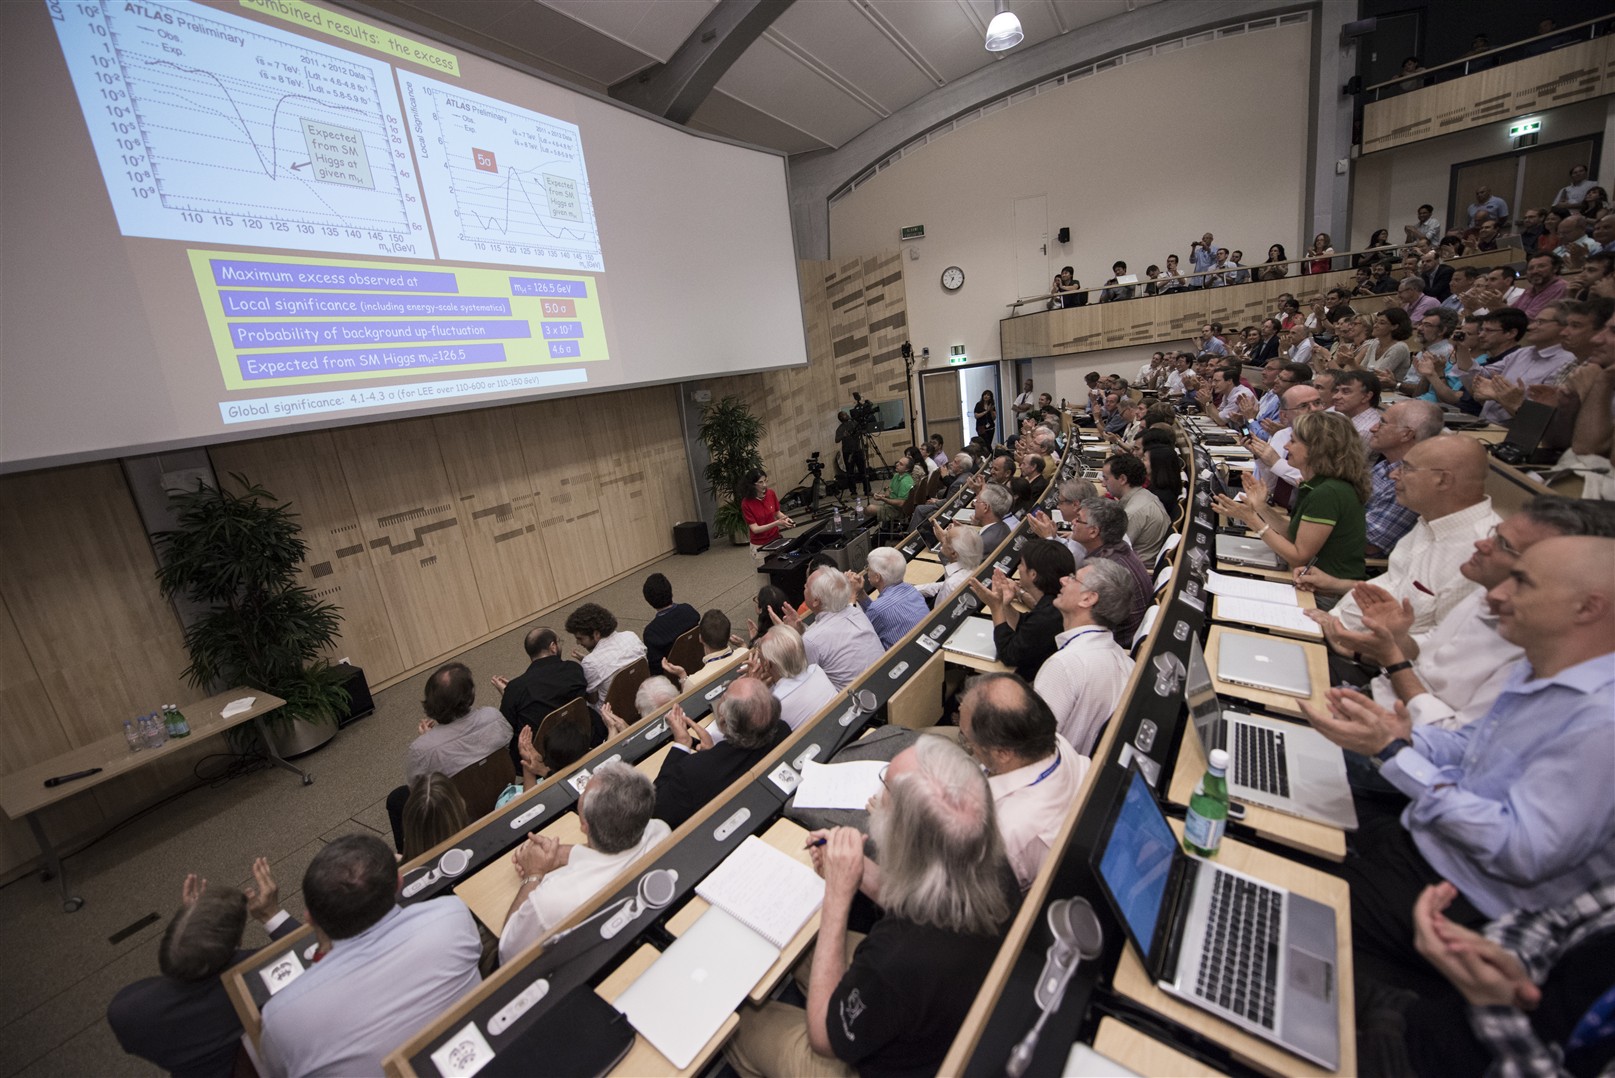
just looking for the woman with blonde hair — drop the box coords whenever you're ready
[401,772,469,861]
[1212,410,1367,588]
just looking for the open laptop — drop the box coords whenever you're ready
[1187,635,1355,829]
[1215,533,1284,570]
[1491,399,1556,466]
[1215,631,1313,698]
[1091,766,1341,1068]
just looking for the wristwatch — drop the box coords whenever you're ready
[1372,737,1411,769]
[1383,660,1414,676]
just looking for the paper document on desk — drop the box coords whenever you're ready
[696,835,823,948]
[220,696,256,718]
[793,760,887,811]
[1205,571,1298,606]
[1213,596,1321,637]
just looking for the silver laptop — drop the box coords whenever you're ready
[1092,767,1340,1069]
[1215,631,1313,698]
[944,616,998,662]
[612,907,778,1069]
[1216,533,1285,570]
[1187,636,1356,830]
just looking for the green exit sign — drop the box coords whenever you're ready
[900,224,925,240]
[1508,118,1542,138]
[948,354,968,366]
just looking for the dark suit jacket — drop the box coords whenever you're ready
[1250,335,1281,364]
[654,719,790,828]
[1423,264,1454,302]
[108,917,301,1078]
[980,520,1010,554]
[643,602,700,678]
[498,655,588,757]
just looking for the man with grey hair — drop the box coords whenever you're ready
[794,567,883,690]
[727,737,1013,1078]
[599,674,682,737]
[974,481,1016,552]
[498,760,671,963]
[908,451,974,534]
[653,677,789,828]
[1398,275,1439,321]
[1027,477,1097,563]
[848,546,927,649]
[1066,497,1151,643]
[915,521,980,603]
[1365,400,1445,557]
[1032,559,1137,754]
[959,673,1088,890]
[751,624,838,730]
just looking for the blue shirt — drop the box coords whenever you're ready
[1364,458,1420,554]
[1383,652,1615,917]
[860,581,928,650]
[1190,244,1217,284]
[1250,391,1282,442]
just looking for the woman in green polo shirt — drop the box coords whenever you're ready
[1211,410,1368,591]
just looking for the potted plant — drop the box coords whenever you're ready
[697,395,765,543]
[153,476,349,756]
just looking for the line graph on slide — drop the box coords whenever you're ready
[49,0,430,258]
[399,71,603,272]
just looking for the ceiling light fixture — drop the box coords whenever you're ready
[985,1,1024,52]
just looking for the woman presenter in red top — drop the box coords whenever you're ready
[741,468,793,565]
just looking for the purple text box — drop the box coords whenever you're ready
[548,340,581,358]
[211,260,460,293]
[509,277,588,298]
[230,320,531,349]
[237,342,506,380]
[219,291,511,318]
[539,321,583,340]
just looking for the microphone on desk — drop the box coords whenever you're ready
[1006,898,1105,1077]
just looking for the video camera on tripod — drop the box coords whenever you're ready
[849,392,879,436]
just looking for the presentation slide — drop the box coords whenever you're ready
[1,0,806,471]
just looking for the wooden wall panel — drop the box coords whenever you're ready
[594,386,696,572]
[330,419,490,669]
[211,431,405,680]
[510,399,618,591]
[431,408,558,633]
[1363,39,1611,155]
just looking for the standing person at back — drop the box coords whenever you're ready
[385,663,511,852]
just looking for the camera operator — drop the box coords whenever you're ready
[836,397,874,497]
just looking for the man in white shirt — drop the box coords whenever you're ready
[259,835,482,1078]
[1032,559,1136,754]
[498,761,671,964]
[1011,378,1036,421]
[565,603,647,706]
[1474,302,1576,425]
[664,609,746,692]
[793,567,885,691]
[1202,365,1255,427]
[1301,434,1500,645]
[959,673,1087,891]
[1331,369,1384,444]
[915,522,980,604]
[751,624,838,730]
[1285,322,1318,368]
[1100,453,1171,565]
[1552,163,1597,211]
[1403,202,1442,246]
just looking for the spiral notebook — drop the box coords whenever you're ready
[695,835,824,947]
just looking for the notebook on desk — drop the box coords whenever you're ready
[1091,767,1341,1068]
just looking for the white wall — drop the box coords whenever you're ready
[1350,97,1615,246]
[827,21,1313,368]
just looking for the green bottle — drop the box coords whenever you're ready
[1183,748,1230,857]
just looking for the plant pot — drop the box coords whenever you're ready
[731,531,749,546]
[265,718,337,759]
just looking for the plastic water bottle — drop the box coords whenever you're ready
[1183,749,1230,857]
[855,495,865,518]
[124,719,143,753]
[832,506,843,533]
[143,713,167,749]
[169,704,190,737]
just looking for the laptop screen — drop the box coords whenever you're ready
[1185,634,1224,753]
[1095,768,1179,963]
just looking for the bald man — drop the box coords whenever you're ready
[1303,537,1615,976]
[1301,434,1499,647]
[652,677,789,828]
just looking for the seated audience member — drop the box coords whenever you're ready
[751,625,838,730]
[1050,267,1084,307]
[1319,497,1615,735]
[790,567,884,690]
[1214,411,1369,587]
[1397,277,1439,323]
[1026,477,1098,562]
[1331,369,1384,445]
[968,538,1074,683]
[916,522,981,604]
[1364,400,1445,556]
[258,835,482,1078]
[653,677,790,828]
[959,674,1088,890]
[849,547,928,650]
[909,452,974,534]
[493,626,587,769]
[1331,311,1371,368]
[1067,498,1151,644]
[1517,253,1568,318]
[600,674,681,739]
[1300,434,1499,647]
[498,761,671,964]
[640,572,699,678]
[1364,308,1417,388]
[1474,302,1574,425]
[1099,260,1136,302]
[1202,365,1256,427]
[726,738,1014,1078]
[1402,878,1615,1078]
[1405,309,1463,406]
[876,455,916,523]
[1142,445,1184,523]
[108,861,293,1078]
[663,609,745,690]
[1101,453,1172,565]
[1284,321,1320,370]
[400,772,469,862]
[1418,250,1454,302]
[748,584,793,646]
[1301,537,1615,977]
[564,602,646,707]
[1033,560,1137,753]
[513,719,592,792]
[973,481,1016,553]
[387,662,512,852]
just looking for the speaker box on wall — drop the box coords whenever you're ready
[1057,227,1070,244]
